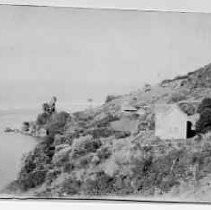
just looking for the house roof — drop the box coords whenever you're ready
[122,105,137,111]
[154,104,188,118]
[121,102,138,112]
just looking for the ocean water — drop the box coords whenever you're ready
[0,109,39,191]
[0,102,99,191]
[0,103,93,191]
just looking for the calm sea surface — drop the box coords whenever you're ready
[0,109,39,190]
[0,103,95,191]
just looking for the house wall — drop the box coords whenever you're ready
[155,105,188,139]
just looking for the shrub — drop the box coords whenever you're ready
[71,135,102,158]
[83,171,115,195]
[115,131,131,139]
[53,134,66,146]
[96,146,112,161]
[46,111,70,137]
[73,111,94,122]
[179,103,196,115]
[95,114,120,128]
[105,95,120,103]
[112,174,134,195]
[76,153,94,168]
[195,108,211,134]
[36,112,49,126]
[168,91,187,103]
[201,132,211,142]
[46,169,61,185]
[63,162,75,173]
[17,138,55,191]
[18,169,47,190]
[60,177,81,195]
[197,98,211,114]
[85,127,115,138]
[52,145,72,167]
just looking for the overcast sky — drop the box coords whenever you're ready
[1,5,211,109]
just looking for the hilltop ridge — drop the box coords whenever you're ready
[161,63,211,89]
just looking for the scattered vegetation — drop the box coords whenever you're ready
[178,103,196,116]
[168,90,188,103]
[195,98,211,134]
[46,111,70,137]
[17,138,54,190]
[71,135,101,159]
[105,95,120,103]
[197,98,211,114]
[5,64,211,201]
[196,108,211,134]
[36,112,50,127]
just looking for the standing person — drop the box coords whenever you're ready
[49,96,57,114]
[42,102,50,113]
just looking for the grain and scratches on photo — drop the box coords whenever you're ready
[0,4,211,203]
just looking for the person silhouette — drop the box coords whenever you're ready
[49,96,57,114]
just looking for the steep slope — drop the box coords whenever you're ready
[3,62,211,201]
[161,63,211,89]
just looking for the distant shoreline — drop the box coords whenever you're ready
[0,102,102,115]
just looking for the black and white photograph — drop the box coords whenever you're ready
[1,3,211,203]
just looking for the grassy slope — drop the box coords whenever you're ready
[4,63,211,201]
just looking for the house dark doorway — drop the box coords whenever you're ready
[186,121,196,138]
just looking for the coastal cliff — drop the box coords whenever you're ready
[5,63,211,201]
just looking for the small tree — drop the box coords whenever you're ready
[197,98,211,114]
[195,108,211,134]
[196,97,211,134]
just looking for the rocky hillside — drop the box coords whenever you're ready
[3,63,211,201]
[161,63,211,90]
